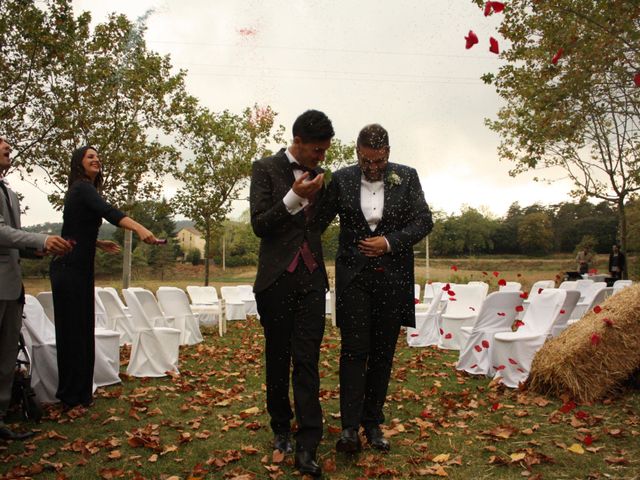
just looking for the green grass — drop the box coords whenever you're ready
[2,320,639,479]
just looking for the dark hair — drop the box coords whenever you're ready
[292,110,335,143]
[68,145,103,190]
[357,124,389,150]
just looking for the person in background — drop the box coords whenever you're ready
[0,136,72,440]
[50,145,160,410]
[608,244,626,280]
[576,246,593,275]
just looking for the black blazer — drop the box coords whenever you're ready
[250,148,328,293]
[316,163,433,327]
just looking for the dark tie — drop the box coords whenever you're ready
[0,182,17,227]
[291,162,318,179]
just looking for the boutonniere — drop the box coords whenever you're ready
[386,171,402,187]
[323,168,332,187]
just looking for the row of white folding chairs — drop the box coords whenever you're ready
[186,285,256,320]
[23,294,121,404]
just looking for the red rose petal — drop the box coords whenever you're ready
[469,363,478,369]
[590,333,601,345]
[484,2,492,16]
[443,283,451,291]
[482,340,490,348]
[498,279,507,286]
[551,47,564,64]
[482,271,488,276]
[514,320,525,328]
[560,400,577,413]
[575,410,589,420]
[635,72,640,87]
[494,365,506,371]
[490,1,505,13]
[474,345,483,352]
[602,318,614,327]
[583,434,593,446]
[445,333,453,339]
[560,309,566,314]
[414,298,420,304]
[410,333,419,337]
[492,271,499,277]
[519,292,528,299]
[448,290,456,296]
[538,288,544,294]
[593,305,602,314]
[515,305,524,312]
[508,358,518,365]
[449,298,457,301]
[451,265,458,271]
[439,328,444,335]
[497,312,506,317]
[465,30,479,49]
[489,37,500,54]
[517,368,526,373]
[491,402,500,411]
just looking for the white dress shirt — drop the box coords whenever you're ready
[282,149,310,215]
[360,175,391,252]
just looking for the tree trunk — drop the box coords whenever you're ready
[617,198,628,279]
[204,222,211,286]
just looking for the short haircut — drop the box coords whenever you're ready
[357,124,389,150]
[292,110,335,143]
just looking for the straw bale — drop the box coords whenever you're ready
[527,284,640,402]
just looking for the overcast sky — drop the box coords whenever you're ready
[15,0,576,226]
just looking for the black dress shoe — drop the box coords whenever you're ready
[364,426,390,451]
[0,426,35,441]
[335,427,362,453]
[294,450,321,477]
[273,433,293,454]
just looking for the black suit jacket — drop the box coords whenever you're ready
[316,163,433,327]
[250,148,328,293]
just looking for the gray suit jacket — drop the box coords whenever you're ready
[0,182,47,301]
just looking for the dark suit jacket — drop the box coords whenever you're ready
[316,163,433,327]
[250,148,328,293]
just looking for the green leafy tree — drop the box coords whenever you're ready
[146,231,176,281]
[112,198,177,252]
[2,0,190,207]
[473,0,640,254]
[518,211,555,255]
[174,105,282,285]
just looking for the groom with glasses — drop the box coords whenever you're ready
[317,123,433,454]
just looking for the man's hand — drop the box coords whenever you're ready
[292,172,324,199]
[45,236,73,256]
[358,236,389,257]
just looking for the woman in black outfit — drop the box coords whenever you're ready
[50,146,159,408]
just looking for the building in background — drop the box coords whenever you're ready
[176,227,205,258]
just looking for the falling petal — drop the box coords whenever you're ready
[515,305,524,312]
[497,312,506,316]
[508,358,518,365]
[551,47,564,64]
[593,305,602,314]
[498,279,507,286]
[635,73,640,87]
[465,30,479,49]
[490,1,505,13]
[445,333,453,339]
[590,333,601,345]
[451,265,458,272]
[474,345,483,352]
[538,288,544,294]
[489,37,500,54]
[602,318,614,327]
[519,292,529,299]
[482,340,490,348]
[492,271,499,277]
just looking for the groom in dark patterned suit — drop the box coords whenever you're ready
[317,124,433,454]
[250,110,334,477]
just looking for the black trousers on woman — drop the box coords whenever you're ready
[50,260,95,407]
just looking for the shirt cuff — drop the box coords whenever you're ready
[384,236,391,252]
[283,188,308,215]
[42,235,49,251]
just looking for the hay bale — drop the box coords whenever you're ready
[527,284,640,402]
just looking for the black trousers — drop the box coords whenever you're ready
[50,261,95,407]
[337,268,402,430]
[255,263,325,452]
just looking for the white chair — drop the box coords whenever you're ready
[236,284,258,316]
[414,283,421,302]
[156,287,203,345]
[566,287,613,327]
[456,291,524,376]
[35,292,56,323]
[492,289,567,388]
[122,289,181,377]
[103,287,129,313]
[518,280,556,318]
[438,283,488,350]
[550,290,581,337]
[94,288,113,330]
[558,280,578,290]
[33,292,121,388]
[568,282,606,320]
[422,282,442,305]
[499,281,521,292]
[127,288,176,329]
[97,289,137,345]
[407,289,443,347]
[574,279,594,301]
[22,295,121,403]
[186,285,225,329]
[220,286,247,320]
[613,280,632,294]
